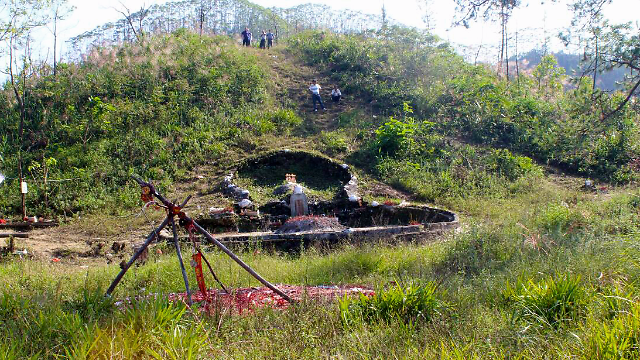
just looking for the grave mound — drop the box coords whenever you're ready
[275,216,346,234]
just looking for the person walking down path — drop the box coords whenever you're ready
[331,85,342,103]
[267,30,275,48]
[260,30,267,49]
[241,27,252,47]
[309,79,326,112]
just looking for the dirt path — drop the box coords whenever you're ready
[256,47,362,133]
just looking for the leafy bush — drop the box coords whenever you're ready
[486,149,542,181]
[339,282,442,326]
[374,117,416,156]
[535,203,586,235]
[502,275,586,328]
[319,131,348,155]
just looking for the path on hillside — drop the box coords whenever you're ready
[254,47,363,133]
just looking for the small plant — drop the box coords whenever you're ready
[319,131,348,155]
[583,301,640,360]
[535,203,586,235]
[502,275,585,328]
[374,117,416,156]
[486,149,541,181]
[339,282,442,326]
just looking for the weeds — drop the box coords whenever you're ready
[339,282,442,327]
[582,301,640,359]
[502,275,586,329]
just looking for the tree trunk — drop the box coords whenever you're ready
[516,30,520,88]
[593,35,598,91]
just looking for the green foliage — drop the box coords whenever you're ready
[502,275,586,328]
[287,29,461,115]
[375,117,416,156]
[535,203,586,235]
[339,282,442,326]
[318,131,348,155]
[288,29,639,182]
[486,149,542,181]
[583,301,640,360]
[532,55,566,96]
[0,31,301,217]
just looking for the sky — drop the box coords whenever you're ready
[17,0,640,67]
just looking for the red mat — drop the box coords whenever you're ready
[167,285,374,314]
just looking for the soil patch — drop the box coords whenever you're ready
[166,285,374,313]
[275,216,346,234]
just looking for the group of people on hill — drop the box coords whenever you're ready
[240,27,343,112]
[241,27,274,49]
[308,79,342,112]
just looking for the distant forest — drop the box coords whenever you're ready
[515,49,628,91]
[66,0,390,58]
[66,0,628,93]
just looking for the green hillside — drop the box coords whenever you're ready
[1,24,640,359]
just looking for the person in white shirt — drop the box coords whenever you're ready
[308,79,326,111]
[331,85,342,103]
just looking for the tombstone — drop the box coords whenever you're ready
[286,173,297,183]
[290,185,309,217]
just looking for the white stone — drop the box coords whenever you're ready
[238,199,253,208]
[371,201,380,207]
[341,164,349,169]
[348,194,360,202]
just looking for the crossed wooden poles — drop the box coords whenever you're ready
[105,176,293,305]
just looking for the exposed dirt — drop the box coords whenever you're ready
[275,216,346,234]
[164,285,374,314]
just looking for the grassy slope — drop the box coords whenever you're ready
[2,40,640,359]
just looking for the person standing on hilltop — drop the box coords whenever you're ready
[259,30,267,49]
[241,27,252,47]
[267,30,275,49]
[309,79,326,112]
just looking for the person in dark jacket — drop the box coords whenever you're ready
[267,30,275,48]
[259,30,267,49]
[241,27,252,46]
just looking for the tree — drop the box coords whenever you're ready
[417,0,436,32]
[114,1,149,42]
[452,0,521,77]
[46,0,74,76]
[1,0,53,219]
[532,54,566,97]
[563,0,639,120]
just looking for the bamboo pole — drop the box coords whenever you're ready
[192,221,293,303]
[200,250,229,293]
[172,217,192,305]
[105,217,170,296]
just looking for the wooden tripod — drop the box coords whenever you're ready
[105,177,293,305]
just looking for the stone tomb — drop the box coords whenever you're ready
[195,150,458,248]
